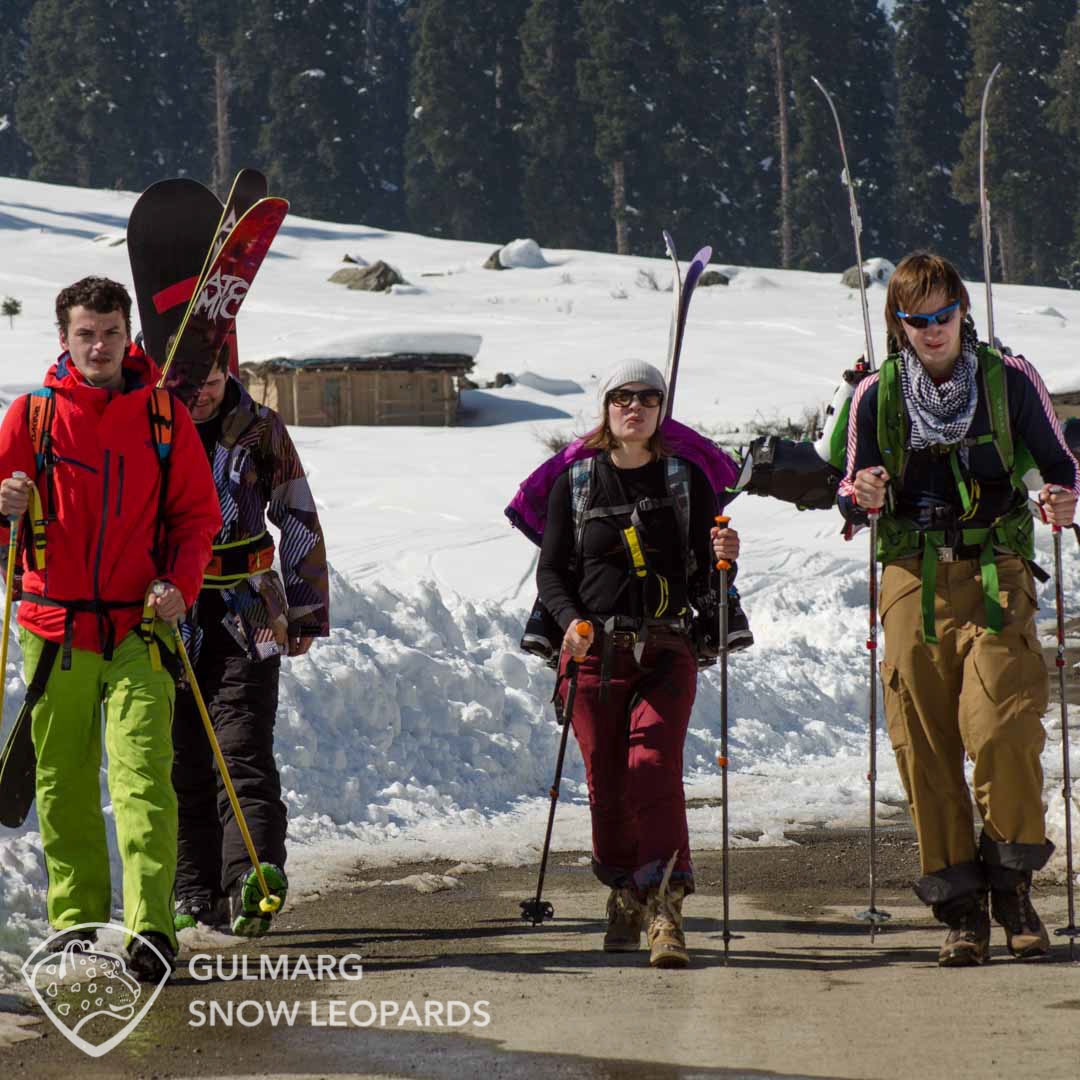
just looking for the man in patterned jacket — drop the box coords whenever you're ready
[171,347,329,936]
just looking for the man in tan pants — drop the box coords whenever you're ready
[838,252,1078,966]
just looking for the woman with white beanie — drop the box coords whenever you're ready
[537,358,739,968]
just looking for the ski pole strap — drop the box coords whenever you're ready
[139,587,164,672]
[26,484,46,571]
[203,531,275,590]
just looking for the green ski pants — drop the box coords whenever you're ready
[22,627,178,948]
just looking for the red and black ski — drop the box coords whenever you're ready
[158,196,289,404]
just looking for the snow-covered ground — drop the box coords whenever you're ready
[0,176,1078,986]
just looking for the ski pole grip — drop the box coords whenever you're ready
[7,471,28,523]
[865,467,885,518]
[714,515,732,571]
[1043,484,1066,532]
[570,620,592,663]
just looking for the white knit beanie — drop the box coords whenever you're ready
[597,359,667,409]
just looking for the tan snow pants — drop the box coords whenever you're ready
[879,554,1049,878]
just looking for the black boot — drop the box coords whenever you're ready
[932,893,990,967]
[989,872,1051,960]
[127,931,176,984]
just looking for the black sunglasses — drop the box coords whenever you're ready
[606,388,664,408]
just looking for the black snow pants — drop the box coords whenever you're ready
[171,593,287,901]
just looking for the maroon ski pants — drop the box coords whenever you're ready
[561,634,698,896]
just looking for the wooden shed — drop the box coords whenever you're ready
[1052,390,1080,422]
[239,352,476,427]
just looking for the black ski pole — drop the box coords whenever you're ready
[715,514,733,964]
[1045,488,1079,958]
[857,481,891,937]
[521,620,592,926]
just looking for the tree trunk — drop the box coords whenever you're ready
[213,51,232,198]
[773,20,792,270]
[995,220,1009,284]
[612,158,629,255]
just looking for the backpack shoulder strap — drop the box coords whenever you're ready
[146,388,175,561]
[876,355,907,481]
[26,388,55,476]
[665,456,694,576]
[147,388,174,464]
[569,457,594,559]
[977,344,1014,474]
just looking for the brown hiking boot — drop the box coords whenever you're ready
[603,887,643,952]
[934,894,990,967]
[645,856,688,969]
[991,881,1051,960]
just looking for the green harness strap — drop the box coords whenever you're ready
[916,528,999,645]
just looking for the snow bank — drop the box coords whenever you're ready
[513,372,584,396]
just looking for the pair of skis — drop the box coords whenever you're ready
[128,168,289,406]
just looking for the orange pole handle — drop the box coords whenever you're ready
[714,514,732,571]
[570,620,593,663]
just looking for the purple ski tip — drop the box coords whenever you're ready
[690,246,712,268]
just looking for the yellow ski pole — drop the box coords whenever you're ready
[148,582,282,915]
[0,471,29,728]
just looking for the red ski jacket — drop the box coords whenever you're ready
[0,347,220,655]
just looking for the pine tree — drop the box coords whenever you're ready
[891,0,972,269]
[139,3,214,182]
[666,1,761,263]
[519,0,608,250]
[578,0,669,255]
[1047,8,1080,287]
[954,0,1074,286]
[17,0,159,188]
[176,0,256,197]
[2,297,21,329]
[781,0,895,272]
[406,0,529,241]
[243,2,362,220]
[355,0,413,229]
[0,0,34,179]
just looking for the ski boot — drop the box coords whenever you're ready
[229,863,288,938]
[174,893,229,932]
[128,931,176,984]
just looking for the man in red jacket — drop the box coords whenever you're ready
[0,276,220,982]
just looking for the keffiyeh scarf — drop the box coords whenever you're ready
[899,318,981,464]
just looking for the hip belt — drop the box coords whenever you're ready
[595,615,689,701]
[203,531,275,590]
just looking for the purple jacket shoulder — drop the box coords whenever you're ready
[504,418,739,546]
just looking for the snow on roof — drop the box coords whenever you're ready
[283,331,482,361]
